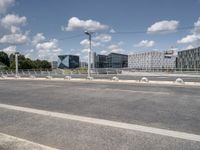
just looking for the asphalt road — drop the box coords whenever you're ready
[0,80,200,149]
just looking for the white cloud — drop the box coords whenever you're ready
[186,45,194,49]
[32,33,46,45]
[0,33,29,45]
[36,39,60,50]
[34,38,62,61]
[193,17,200,33]
[147,20,179,34]
[107,44,125,53]
[81,48,90,53]
[0,45,16,55]
[177,17,200,44]
[100,50,108,55]
[1,14,26,27]
[63,17,109,31]
[0,14,29,45]
[0,0,15,14]
[134,40,155,48]
[177,34,200,44]
[80,39,101,47]
[94,34,112,42]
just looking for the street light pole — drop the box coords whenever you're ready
[84,31,93,78]
[15,52,19,77]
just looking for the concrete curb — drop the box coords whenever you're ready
[0,77,200,87]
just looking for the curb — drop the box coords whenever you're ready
[0,77,200,87]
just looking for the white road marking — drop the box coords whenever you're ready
[0,103,200,142]
[0,132,58,150]
[79,87,170,95]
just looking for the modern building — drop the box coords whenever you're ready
[176,47,200,70]
[107,53,128,68]
[128,50,176,70]
[91,52,96,69]
[58,55,79,69]
[95,54,108,68]
[95,53,128,68]
[51,61,58,69]
[80,61,88,68]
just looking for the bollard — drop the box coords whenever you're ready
[112,76,119,81]
[140,77,149,83]
[64,76,71,80]
[175,78,184,84]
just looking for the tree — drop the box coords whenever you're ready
[40,60,51,69]
[0,52,10,67]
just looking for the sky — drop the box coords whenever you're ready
[0,0,200,62]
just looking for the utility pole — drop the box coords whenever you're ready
[15,52,19,77]
[84,31,93,78]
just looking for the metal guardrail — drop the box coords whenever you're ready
[0,69,200,83]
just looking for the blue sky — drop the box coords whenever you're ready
[0,0,200,61]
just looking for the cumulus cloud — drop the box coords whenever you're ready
[134,40,155,48]
[80,39,101,47]
[81,48,90,53]
[0,33,29,45]
[31,35,62,61]
[100,50,108,55]
[62,17,109,31]
[177,34,200,44]
[177,17,200,44]
[94,34,112,42]
[1,14,26,28]
[147,20,179,34]
[32,33,46,45]
[0,0,15,14]
[186,45,194,49]
[0,14,29,45]
[107,44,125,53]
[193,17,200,33]
[0,45,16,55]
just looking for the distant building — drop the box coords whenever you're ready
[95,53,128,68]
[51,61,58,69]
[107,53,128,68]
[80,61,88,68]
[91,52,96,69]
[128,50,176,70]
[176,47,200,69]
[95,54,108,68]
[58,55,79,69]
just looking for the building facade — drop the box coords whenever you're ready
[95,53,128,68]
[95,54,108,68]
[51,61,58,69]
[58,55,79,69]
[176,47,200,70]
[128,50,176,70]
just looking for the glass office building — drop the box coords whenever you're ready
[95,53,128,68]
[58,55,79,69]
[95,54,108,68]
[176,47,200,70]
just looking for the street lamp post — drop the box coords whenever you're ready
[15,52,19,77]
[84,31,93,78]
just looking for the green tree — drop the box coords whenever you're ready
[0,51,10,67]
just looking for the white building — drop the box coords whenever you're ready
[128,50,176,70]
